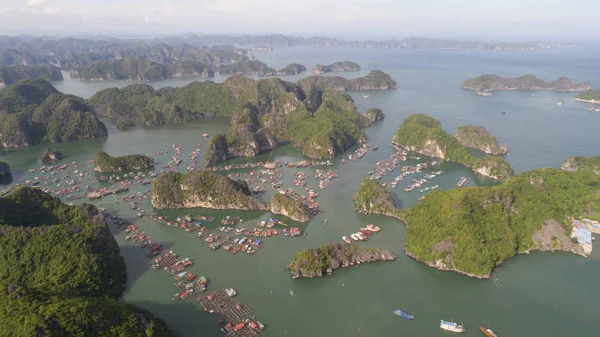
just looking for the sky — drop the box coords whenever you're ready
[0,0,597,40]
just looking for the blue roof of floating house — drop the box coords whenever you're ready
[576,227,592,244]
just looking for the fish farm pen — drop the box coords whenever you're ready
[198,289,265,336]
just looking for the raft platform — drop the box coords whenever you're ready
[197,289,264,336]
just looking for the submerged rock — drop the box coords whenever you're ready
[288,244,396,279]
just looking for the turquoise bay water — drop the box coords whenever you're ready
[2,47,600,337]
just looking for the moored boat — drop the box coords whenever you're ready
[342,236,352,244]
[350,233,360,241]
[479,326,498,337]
[440,320,465,333]
[393,310,414,320]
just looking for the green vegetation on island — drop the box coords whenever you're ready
[151,170,268,210]
[312,61,361,74]
[455,125,508,155]
[0,64,63,87]
[71,58,214,81]
[218,60,306,76]
[461,74,592,94]
[353,178,402,219]
[277,63,307,75]
[560,155,600,172]
[365,108,384,125]
[270,193,311,222]
[93,151,154,172]
[288,243,396,278]
[0,79,108,148]
[218,60,277,76]
[299,70,397,91]
[575,89,600,103]
[0,187,175,336]
[392,114,513,181]
[353,156,600,278]
[89,71,395,131]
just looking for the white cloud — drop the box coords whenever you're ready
[27,0,47,6]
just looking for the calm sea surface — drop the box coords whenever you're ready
[3,46,600,337]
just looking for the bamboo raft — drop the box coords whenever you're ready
[197,289,264,336]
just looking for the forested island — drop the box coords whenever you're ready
[575,89,600,104]
[93,151,154,172]
[354,155,600,278]
[299,70,397,91]
[71,58,214,81]
[461,74,591,95]
[312,61,360,74]
[0,79,107,148]
[218,60,306,76]
[203,75,388,165]
[288,244,396,278]
[0,187,175,336]
[152,170,268,210]
[455,125,508,155]
[392,114,513,181]
[270,193,311,222]
[0,65,63,87]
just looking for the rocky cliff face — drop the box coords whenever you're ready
[455,125,508,155]
[0,161,11,176]
[270,193,311,222]
[288,244,396,279]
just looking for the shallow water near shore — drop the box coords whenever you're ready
[2,46,600,337]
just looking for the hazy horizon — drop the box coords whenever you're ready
[0,0,597,41]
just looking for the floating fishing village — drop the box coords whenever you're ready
[0,139,468,336]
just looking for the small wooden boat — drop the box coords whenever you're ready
[342,236,352,244]
[479,327,498,337]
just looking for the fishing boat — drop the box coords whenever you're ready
[440,320,465,333]
[393,310,414,320]
[342,236,352,244]
[225,288,237,297]
[479,327,498,337]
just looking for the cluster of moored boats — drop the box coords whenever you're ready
[342,224,381,244]
[315,169,338,189]
[392,310,499,336]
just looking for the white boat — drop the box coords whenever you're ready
[342,236,352,244]
[440,320,465,333]
[362,95,371,98]
[350,233,360,241]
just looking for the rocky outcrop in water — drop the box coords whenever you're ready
[364,108,384,125]
[0,161,11,177]
[288,244,396,278]
[270,193,311,222]
[455,125,508,155]
[42,148,64,162]
[151,170,268,211]
[93,152,154,173]
[300,70,397,91]
[353,178,403,220]
[312,61,361,74]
